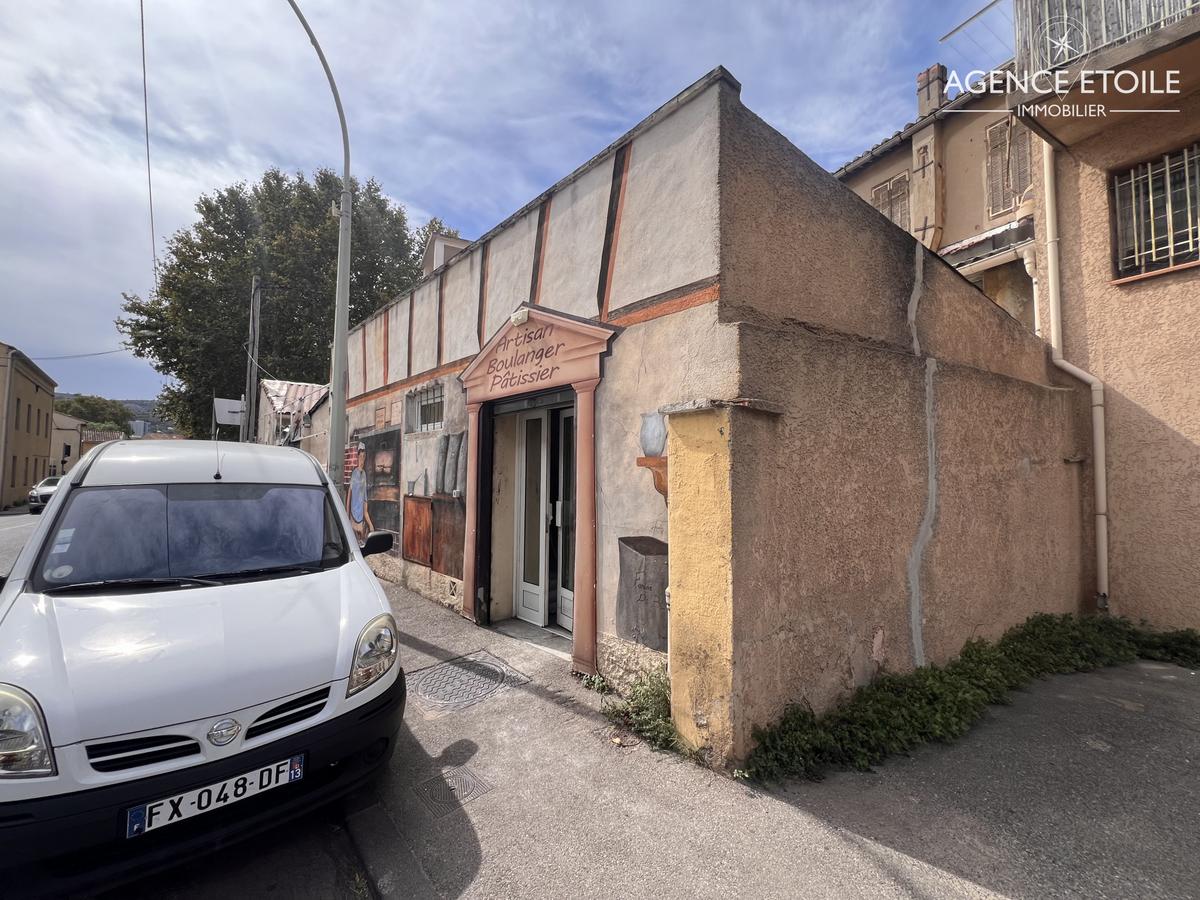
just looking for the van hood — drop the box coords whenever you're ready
[0,563,387,745]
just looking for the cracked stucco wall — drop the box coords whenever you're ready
[715,87,1093,762]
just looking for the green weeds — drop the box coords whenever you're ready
[747,614,1200,782]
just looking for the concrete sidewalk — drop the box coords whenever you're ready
[349,584,979,899]
[344,583,1200,899]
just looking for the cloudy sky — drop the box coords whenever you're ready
[0,0,1010,401]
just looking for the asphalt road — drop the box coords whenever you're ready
[0,513,38,575]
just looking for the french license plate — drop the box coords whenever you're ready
[125,754,305,838]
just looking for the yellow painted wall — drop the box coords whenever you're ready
[666,406,735,761]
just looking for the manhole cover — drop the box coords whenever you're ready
[413,765,493,818]
[409,650,528,715]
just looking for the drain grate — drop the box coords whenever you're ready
[408,650,529,716]
[413,765,493,818]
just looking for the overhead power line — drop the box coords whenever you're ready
[29,348,128,361]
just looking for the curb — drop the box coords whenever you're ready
[344,799,439,899]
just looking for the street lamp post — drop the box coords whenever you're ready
[286,0,351,485]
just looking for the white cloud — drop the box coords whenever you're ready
[0,0,970,398]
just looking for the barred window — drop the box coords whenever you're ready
[406,383,444,433]
[986,120,1032,217]
[1113,143,1200,279]
[870,173,910,229]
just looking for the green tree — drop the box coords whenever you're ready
[55,395,133,433]
[117,169,458,437]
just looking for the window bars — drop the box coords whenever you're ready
[1113,142,1200,278]
[408,383,445,433]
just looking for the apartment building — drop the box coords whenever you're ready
[0,342,56,508]
[838,63,1040,331]
[51,411,84,476]
[840,0,1200,633]
[1015,0,1200,631]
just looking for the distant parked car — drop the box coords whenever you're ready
[26,476,61,513]
[0,441,405,895]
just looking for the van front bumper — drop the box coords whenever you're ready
[1,671,405,896]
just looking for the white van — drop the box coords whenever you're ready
[0,441,405,893]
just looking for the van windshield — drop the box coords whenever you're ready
[35,483,349,591]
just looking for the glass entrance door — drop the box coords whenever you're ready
[515,411,549,626]
[555,412,575,632]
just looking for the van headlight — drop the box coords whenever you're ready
[0,685,56,777]
[348,614,398,697]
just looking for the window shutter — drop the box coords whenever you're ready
[1010,127,1032,198]
[890,174,910,230]
[871,183,890,215]
[986,122,1011,216]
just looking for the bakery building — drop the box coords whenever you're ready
[343,68,1103,765]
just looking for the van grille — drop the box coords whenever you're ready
[86,734,201,772]
[246,687,330,740]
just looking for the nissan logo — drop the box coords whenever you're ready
[207,718,242,746]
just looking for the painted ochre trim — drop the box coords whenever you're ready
[530,198,552,306]
[346,357,473,409]
[598,142,632,321]
[459,303,618,398]
[436,272,446,366]
[477,241,490,349]
[406,290,415,379]
[341,67,742,356]
[607,277,719,328]
[346,280,716,406]
[382,303,389,385]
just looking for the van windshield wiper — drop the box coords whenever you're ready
[42,576,221,594]
[193,563,326,582]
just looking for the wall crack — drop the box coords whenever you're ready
[906,355,938,667]
[906,241,925,357]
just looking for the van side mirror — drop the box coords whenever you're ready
[362,531,393,557]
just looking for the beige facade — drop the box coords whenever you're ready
[0,343,56,508]
[335,67,1109,765]
[51,412,84,476]
[296,396,330,469]
[1021,19,1200,631]
[838,67,1039,332]
[838,5,1200,635]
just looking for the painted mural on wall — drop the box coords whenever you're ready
[345,419,468,580]
[347,427,402,539]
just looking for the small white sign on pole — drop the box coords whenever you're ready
[213,398,244,427]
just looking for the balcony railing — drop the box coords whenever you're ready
[1014,0,1198,73]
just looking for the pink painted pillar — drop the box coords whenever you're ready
[461,401,482,622]
[572,378,600,675]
